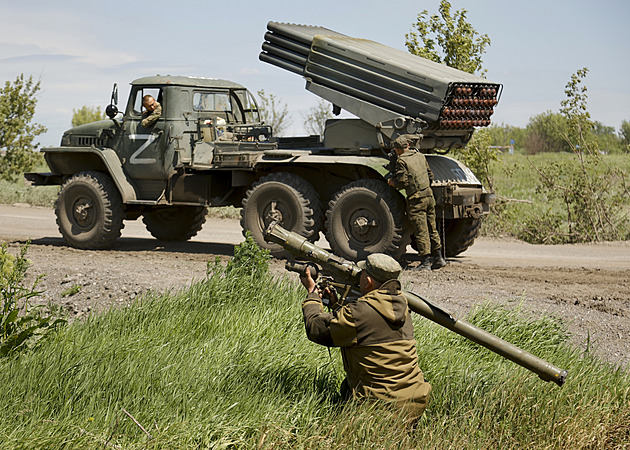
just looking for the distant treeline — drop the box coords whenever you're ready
[488,113,630,154]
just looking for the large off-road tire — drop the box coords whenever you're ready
[325,179,409,261]
[55,171,124,249]
[441,217,483,257]
[240,172,323,257]
[142,206,207,241]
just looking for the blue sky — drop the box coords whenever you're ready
[1,0,628,147]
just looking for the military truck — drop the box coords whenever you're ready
[25,22,500,261]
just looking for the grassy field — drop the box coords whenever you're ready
[0,261,628,449]
[482,153,630,241]
[0,178,58,207]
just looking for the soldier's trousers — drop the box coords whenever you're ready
[407,195,441,256]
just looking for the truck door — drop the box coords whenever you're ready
[121,87,168,181]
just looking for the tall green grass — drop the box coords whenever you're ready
[0,264,628,448]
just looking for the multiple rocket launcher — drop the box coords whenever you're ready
[260,22,501,145]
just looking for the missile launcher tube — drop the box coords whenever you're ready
[265,222,568,387]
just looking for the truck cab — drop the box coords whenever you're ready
[108,76,270,201]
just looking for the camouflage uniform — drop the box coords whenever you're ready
[141,102,162,127]
[302,254,431,422]
[389,141,441,258]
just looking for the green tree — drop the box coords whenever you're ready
[406,0,497,192]
[592,121,622,154]
[303,99,333,137]
[487,123,526,153]
[256,89,291,137]
[0,74,47,181]
[405,0,491,76]
[560,67,596,150]
[523,111,571,154]
[71,105,106,127]
[618,120,630,152]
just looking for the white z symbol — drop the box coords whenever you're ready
[128,134,158,164]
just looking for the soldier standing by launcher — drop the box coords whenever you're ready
[388,136,446,270]
[299,253,432,424]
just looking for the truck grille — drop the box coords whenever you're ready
[71,136,106,147]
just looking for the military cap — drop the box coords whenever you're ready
[357,253,402,283]
[392,136,409,149]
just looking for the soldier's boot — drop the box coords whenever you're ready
[417,255,433,270]
[431,251,447,270]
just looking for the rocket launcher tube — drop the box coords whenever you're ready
[264,221,568,387]
[265,221,362,284]
[260,22,501,130]
[403,290,568,386]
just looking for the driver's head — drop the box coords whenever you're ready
[142,95,158,112]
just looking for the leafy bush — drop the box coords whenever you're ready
[531,154,629,242]
[453,128,502,192]
[0,242,64,356]
[225,231,272,279]
[71,105,106,127]
[481,69,630,243]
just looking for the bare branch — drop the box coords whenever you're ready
[122,408,153,440]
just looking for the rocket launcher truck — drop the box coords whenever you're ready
[25,22,501,261]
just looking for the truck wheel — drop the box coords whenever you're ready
[55,171,124,249]
[441,217,483,257]
[241,172,323,257]
[142,206,207,241]
[325,179,408,261]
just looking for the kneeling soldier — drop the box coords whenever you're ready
[299,253,432,423]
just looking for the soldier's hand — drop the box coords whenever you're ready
[299,267,318,295]
[322,286,339,309]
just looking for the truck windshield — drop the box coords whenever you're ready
[232,89,260,124]
[192,92,231,112]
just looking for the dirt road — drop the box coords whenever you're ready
[1,203,629,369]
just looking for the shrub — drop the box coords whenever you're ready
[225,231,272,279]
[0,242,65,356]
[527,68,630,243]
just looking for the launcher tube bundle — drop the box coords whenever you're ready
[260,22,502,148]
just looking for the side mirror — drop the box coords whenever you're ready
[110,83,118,105]
[105,104,118,119]
[106,83,119,119]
